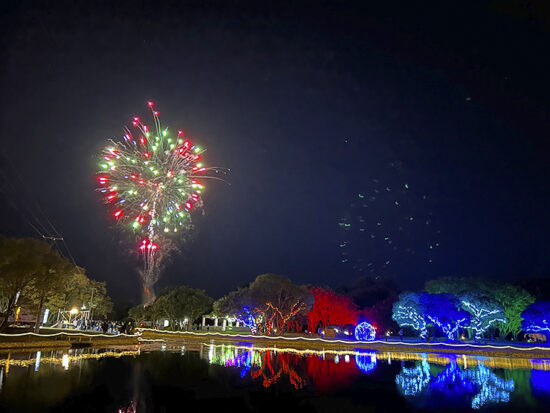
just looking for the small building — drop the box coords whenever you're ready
[200,314,249,332]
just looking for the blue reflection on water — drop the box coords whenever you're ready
[531,368,550,396]
[396,357,431,396]
[222,349,253,378]
[354,352,377,374]
[463,364,514,409]
[396,356,515,409]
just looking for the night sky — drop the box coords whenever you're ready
[1,1,550,304]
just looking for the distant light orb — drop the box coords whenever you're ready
[355,322,376,341]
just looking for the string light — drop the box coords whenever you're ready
[354,322,376,341]
[461,300,507,340]
[136,328,550,353]
[426,315,469,340]
[393,307,428,338]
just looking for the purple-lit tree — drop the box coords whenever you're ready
[422,293,470,340]
[521,301,550,339]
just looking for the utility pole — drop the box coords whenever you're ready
[89,287,95,319]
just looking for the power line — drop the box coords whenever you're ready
[0,149,81,269]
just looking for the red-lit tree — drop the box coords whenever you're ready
[306,287,360,333]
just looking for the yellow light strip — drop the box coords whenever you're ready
[199,343,550,371]
[137,328,550,352]
[0,331,139,338]
[0,350,140,368]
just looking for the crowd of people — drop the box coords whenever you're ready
[72,318,134,335]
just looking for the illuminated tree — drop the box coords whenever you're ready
[493,285,534,339]
[47,270,113,320]
[213,274,312,335]
[306,287,359,333]
[426,277,532,340]
[248,274,312,335]
[28,247,76,332]
[459,291,507,341]
[392,292,428,338]
[421,293,470,340]
[0,237,50,329]
[213,287,251,320]
[0,237,111,329]
[213,287,260,332]
[521,301,550,338]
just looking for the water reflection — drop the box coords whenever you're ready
[202,342,550,410]
[204,343,365,392]
[395,356,431,396]
[0,348,139,370]
[396,357,515,409]
[0,343,549,411]
[355,352,377,374]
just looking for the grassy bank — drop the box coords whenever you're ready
[139,328,550,358]
[0,330,139,349]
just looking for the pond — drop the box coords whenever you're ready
[0,341,549,412]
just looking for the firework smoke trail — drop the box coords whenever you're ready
[97,101,226,305]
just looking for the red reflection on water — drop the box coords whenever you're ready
[250,350,306,389]
[305,354,361,394]
[247,350,360,393]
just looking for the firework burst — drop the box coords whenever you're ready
[97,101,224,304]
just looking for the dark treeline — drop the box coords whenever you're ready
[0,237,112,332]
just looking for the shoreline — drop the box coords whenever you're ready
[139,328,550,358]
[1,328,548,358]
[0,331,139,349]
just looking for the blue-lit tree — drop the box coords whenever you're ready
[521,301,550,338]
[422,293,470,340]
[459,291,507,341]
[392,292,428,338]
